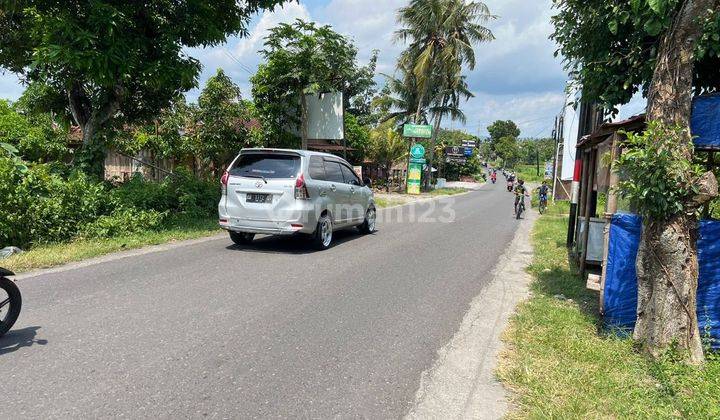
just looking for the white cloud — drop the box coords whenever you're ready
[462,92,567,138]
[0,71,25,102]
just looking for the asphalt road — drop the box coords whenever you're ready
[0,181,520,419]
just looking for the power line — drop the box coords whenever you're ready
[223,50,255,75]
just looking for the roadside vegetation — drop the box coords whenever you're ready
[498,205,720,418]
[3,218,219,273]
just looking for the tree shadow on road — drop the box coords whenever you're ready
[225,229,375,255]
[0,326,48,356]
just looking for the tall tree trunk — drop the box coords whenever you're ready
[300,92,308,150]
[633,0,719,364]
[67,82,123,177]
[425,111,443,189]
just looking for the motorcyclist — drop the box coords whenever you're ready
[513,179,529,214]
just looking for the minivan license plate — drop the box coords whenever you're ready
[246,193,271,203]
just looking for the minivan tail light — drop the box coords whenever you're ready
[221,170,229,195]
[295,173,309,200]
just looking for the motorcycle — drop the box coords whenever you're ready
[506,181,513,192]
[0,267,21,337]
[491,175,497,184]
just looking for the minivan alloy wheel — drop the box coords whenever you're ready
[367,208,376,232]
[321,218,333,247]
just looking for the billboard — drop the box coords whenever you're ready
[560,89,581,180]
[305,91,344,140]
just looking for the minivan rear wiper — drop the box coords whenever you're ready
[242,173,268,184]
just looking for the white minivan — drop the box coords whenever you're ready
[218,149,376,250]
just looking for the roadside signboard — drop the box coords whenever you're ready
[407,161,422,194]
[463,147,474,157]
[446,156,467,164]
[445,146,464,157]
[461,140,476,148]
[407,143,425,194]
[403,124,433,138]
[353,165,363,180]
[410,143,425,159]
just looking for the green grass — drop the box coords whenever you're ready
[375,197,406,208]
[3,217,221,273]
[498,211,720,419]
[429,187,468,196]
[515,164,547,183]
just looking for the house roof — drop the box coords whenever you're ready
[307,139,356,152]
[576,114,646,150]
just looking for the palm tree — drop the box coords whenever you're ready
[367,121,408,191]
[378,62,429,128]
[395,0,494,188]
[395,0,494,122]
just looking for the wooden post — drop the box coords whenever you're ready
[579,148,597,277]
[599,133,622,313]
[574,150,591,249]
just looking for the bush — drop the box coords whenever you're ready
[0,156,220,249]
[0,158,112,247]
[80,207,167,238]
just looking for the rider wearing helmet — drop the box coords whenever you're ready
[514,179,528,214]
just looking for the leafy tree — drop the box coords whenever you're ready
[487,120,520,151]
[519,138,555,165]
[552,0,720,111]
[111,96,192,163]
[193,69,254,176]
[344,114,371,164]
[494,135,521,168]
[0,0,288,174]
[553,0,720,362]
[0,100,69,162]
[367,122,408,192]
[251,20,376,149]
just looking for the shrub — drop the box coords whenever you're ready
[615,122,703,220]
[80,207,166,238]
[0,157,220,249]
[0,158,112,247]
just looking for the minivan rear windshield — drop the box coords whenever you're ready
[229,154,300,179]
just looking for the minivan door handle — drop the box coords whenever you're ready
[349,186,355,194]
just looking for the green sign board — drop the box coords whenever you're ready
[403,124,433,138]
[410,143,425,159]
[407,161,423,195]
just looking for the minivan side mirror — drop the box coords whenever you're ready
[363,178,372,188]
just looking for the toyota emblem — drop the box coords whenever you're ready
[255,180,264,189]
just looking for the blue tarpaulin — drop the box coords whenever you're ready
[603,216,720,348]
[697,221,720,347]
[692,95,720,150]
[603,214,641,331]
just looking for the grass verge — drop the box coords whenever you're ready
[497,206,720,419]
[429,187,469,196]
[3,217,221,273]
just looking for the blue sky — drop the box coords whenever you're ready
[0,0,645,137]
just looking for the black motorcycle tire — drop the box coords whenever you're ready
[0,277,21,337]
